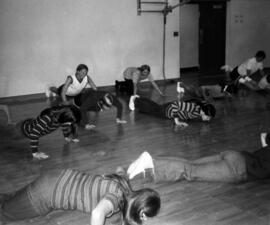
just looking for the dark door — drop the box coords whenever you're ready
[199,1,227,75]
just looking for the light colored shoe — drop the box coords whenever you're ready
[127,151,154,179]
[72,138,80,143]
[32,152,49,160]
[238,78,246,84]
[220,65,232,72]
[177,82,185,94]
[261,133,268,147]
[85,124,96,130]
[129,95,139,111]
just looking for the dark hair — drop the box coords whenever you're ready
[255,51,266,59]
[266,74,270,83]
[76,64,89,72]
[104,174,160,225]
[201,103,216,118]
[138,65,151,73]
[127,188,160,225]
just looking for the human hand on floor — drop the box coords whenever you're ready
[85,124,96,130]
[116,118,127,124]
[174,118,188,127]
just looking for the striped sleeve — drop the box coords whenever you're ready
[166,101,201,120]
[103,193,121,217]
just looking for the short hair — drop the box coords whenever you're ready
[201,103,216,118]
[139,64,151,73]
[128,188,161,224]
[255,51,266,59]
[76,64,89,72]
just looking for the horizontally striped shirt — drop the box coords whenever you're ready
[164,101,201,120]
[22,114,74,153]
[51,169,123,216]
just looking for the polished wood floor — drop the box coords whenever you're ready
[0,73,270,225]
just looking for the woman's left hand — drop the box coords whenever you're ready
[116,118,127,124]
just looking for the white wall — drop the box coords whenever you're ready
[226,0,270,67]
[0,0,180,97]
[180,4,199,68]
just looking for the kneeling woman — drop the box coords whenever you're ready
[0,169,160,225]
[128,95,216,127]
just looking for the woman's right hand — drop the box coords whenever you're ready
[174,118,188,127]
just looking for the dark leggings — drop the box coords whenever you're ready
[116,79,134,95]
[135,98,165,118]
[230,67,241,82]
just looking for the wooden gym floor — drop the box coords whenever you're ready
[0,73,270,225]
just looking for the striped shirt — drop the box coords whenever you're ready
[51,169,123,216]
[21,109,76,153]
[164,101,201,120]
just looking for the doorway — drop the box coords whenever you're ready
[198,1,227,75]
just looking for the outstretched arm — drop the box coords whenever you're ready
[91,198,114,225]
[151,80,164,96]
[87,76,97,90]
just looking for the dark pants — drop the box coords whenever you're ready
[135,98,165,118]
[115,79,134,95]
[230,67,240,82]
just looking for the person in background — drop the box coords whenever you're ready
[47,64,97,105]
[226,51,266,91]
[0,169,161,225]
[115,65,164,96]
[18,105,81,160]
[73,89,127,130]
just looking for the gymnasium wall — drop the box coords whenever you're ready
[226,0,270,68]
[0,0,180,97]
[180,4,199,69]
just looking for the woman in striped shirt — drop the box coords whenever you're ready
[129,95,216,127]
[20,105,81,160]
[0,169,160,225]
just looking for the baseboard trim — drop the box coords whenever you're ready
[0,78,180,105]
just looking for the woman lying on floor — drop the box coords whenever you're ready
[73,89,127,130]
[126,132,270,183]
[0,168,160,225]
[128,94,216,127]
